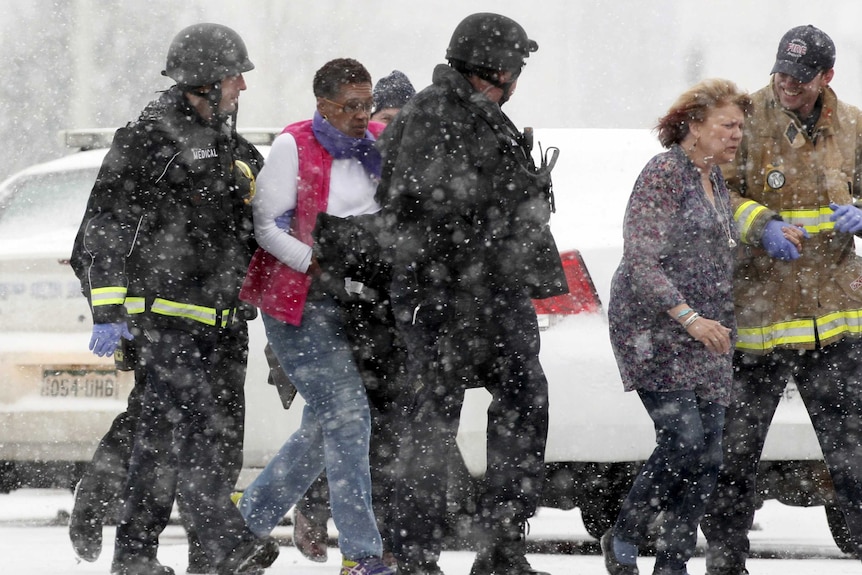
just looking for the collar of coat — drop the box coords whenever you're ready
[765,78,837,144]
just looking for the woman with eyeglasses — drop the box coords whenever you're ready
[237,58,395,575]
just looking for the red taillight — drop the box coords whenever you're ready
[532,250,601,315]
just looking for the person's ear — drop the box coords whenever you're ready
[689,121,701,141]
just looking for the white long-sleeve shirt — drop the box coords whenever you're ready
[252,131,381,272]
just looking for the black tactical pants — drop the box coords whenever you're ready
[113,322,252,567]
[389,286,550,569]
[702,338,862,571]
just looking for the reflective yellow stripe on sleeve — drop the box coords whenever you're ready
[91,286,128,307]
[124,297,145,315]
[733,200,770,245]
[778,206,835,235]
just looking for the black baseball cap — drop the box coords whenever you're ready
[771,25,835,83]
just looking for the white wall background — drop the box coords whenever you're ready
[2,0,862,180]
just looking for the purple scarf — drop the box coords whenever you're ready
[312,111,381,178]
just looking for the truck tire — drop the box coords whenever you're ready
[579,463,639,540]
[579,494,618,540]
[0,461,18,493]
[825,503,858,556]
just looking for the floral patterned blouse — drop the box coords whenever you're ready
[607,144,738,406]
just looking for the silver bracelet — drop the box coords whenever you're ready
[683,312,701,328]
[675,307,694,319]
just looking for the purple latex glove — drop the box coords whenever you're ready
[89,322,133,357]
[275,209,295,230]
[830,202,862,233]
[761,219,807,260]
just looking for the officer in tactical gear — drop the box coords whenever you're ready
[375,12,565,575]
[70,23,278,575]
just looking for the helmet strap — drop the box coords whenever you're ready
[203,81,223,121]
[183,81,223,124]
[497,76,518,106]
[461,63,521,106]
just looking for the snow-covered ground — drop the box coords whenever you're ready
[2,488,859,574]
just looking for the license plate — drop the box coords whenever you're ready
[41,369,120,399]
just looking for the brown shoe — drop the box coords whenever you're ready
[382,551,397,568]
[293,508,328,562]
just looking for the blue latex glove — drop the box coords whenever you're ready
[830,202,862,233]
[275,209,295,230]
[761,219,806,260]
[89,322,133,357]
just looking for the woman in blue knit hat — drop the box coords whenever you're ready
[371,70,415,124]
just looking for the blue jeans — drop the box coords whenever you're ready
[239,298,382,560]
[614,390,725,572]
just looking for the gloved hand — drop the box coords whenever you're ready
[830,202,862,233]
[761,219,805,260]
[275,209,295,230]
[89,322,133,357]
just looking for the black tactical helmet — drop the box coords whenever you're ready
[162,23,254,87]
[446,13,538,72]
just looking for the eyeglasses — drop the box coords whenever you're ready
[321,97,374,115]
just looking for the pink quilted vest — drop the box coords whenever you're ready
[239,119,385,325]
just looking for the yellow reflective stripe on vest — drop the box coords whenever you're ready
[734,200,769,245]
[91,286,128,307]
[778,205,835,235]
[737,311,862,352]
[150,298,234,327]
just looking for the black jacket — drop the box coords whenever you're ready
[375,64,566,307]
[70,86,264,331]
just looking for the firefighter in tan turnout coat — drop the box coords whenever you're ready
[701,25,862,575]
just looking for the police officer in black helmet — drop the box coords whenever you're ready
[376,12,565,575]
[70,23,278,575]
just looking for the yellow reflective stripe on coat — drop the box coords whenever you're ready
[150,298,234,327]
[778,206,835,235]
[734,200,769,244]
[124,297,145,315]
[91,286,128,307]
[817,309,862,341]
[737,311,862,352]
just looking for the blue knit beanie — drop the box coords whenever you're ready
[372,70,416,115]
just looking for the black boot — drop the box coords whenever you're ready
[69,418,132,562]
[493,535,550,575]
[186,533,215,574]
[398,559,445,575]
[469,547,495,575]
[110,557,175,575]
[69,478,108,562]
[469,525,550,575]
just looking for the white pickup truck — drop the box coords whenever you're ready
[0,128,847,552]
